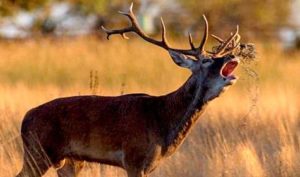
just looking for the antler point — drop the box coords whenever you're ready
[160,17,169,46]
[129,2,134,13]
[118,10,126,15]
[199,13,209,53]
[100,26,111,40]
[122,33,130,40]
[160,17,166,27]
[188,32,196,49]
[101,25,106,31]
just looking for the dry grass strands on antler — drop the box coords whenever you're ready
[211,30,256,62]
[235,43,257,63]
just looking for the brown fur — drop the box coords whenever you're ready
[17,54,239,177]
[16,57,235,177]
[17,77,203,176]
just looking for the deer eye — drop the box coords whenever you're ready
[201,59,212,64]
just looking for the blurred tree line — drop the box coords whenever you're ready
[0,0,292,37]
[179,0,291,35]
[0,0,127,15]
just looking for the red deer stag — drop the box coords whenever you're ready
[17,3,241,177]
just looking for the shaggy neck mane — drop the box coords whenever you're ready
[160,75,208,156]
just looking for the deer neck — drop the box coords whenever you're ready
[161,75,208,156]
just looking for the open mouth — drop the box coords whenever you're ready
[220,59,239,80]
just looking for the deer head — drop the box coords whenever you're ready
[102,3,241,102]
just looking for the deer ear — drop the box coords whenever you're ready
[169,50,195,69]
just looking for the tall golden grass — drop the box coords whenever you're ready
[0,37,299,177]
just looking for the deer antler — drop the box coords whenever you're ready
[211,26,241,57]
[101,3,210,59]
[102,3,240,59]
[101,3,170,48]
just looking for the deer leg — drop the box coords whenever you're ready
[16,151,51,177]
[56,159,84,177]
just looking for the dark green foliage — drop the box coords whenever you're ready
[0,0,50,16]
[67,0,110,14]
[0,0,292,39]
[179,0,291,34]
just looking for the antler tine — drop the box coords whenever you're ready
[160,17,170,48]
[233,33,241,47]
[215,25,239,56]
[101,3,217,59]
[211,34,224,43]
[198,15,209,53]
[118,2,134,16]
[101,3,135,40]
[102,3,163,46]
[188,32,196,50]
[101,26,131,40]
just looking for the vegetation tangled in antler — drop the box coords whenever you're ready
[235,43,256,62]
[210,33,256,62]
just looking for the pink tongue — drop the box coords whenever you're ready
[222,61,238,77]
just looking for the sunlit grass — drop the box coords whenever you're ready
[0,37,299,177]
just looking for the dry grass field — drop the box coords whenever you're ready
[0,36,300,177]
